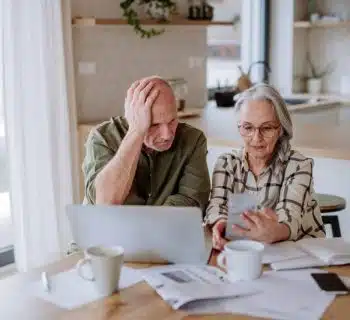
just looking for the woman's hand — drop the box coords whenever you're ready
[231,208,290,244]
[212,219,228,250]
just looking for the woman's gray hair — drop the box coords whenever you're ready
[234,83,293,140]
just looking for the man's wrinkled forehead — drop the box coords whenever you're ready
[151,87,177,123]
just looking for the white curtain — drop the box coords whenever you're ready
[1,0,77,271]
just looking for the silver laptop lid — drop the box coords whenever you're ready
[66,205,211,264]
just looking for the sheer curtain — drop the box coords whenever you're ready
[1,0,77,271]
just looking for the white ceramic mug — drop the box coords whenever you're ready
[217,240,264,282]
[76,245,124,296]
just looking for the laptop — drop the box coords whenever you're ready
[66,205,212,264]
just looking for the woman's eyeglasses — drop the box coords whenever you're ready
[238,123,280,138]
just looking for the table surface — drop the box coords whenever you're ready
[1,249,350,320]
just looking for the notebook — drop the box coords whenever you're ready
[266,238,350,270]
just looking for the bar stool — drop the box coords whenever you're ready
[316,193,346,238]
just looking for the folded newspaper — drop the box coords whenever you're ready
[141,264,259,310]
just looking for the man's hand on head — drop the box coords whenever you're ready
[124,79,160,136]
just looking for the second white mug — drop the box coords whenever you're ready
[217,240,264,282]
[76,245,124,296]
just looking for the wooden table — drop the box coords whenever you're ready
[1,250,350,320]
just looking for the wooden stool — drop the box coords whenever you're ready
[317,193,346,238]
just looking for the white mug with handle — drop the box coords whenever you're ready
[76,245,124,296]
[217,240,264,282]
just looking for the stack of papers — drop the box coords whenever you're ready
[183,268,335,320]
[263,238,350,270]
[141,265,259,310]
[142,265,336,319]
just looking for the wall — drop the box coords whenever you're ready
[270,0,350,95]
[71,0,208,123]
[207,0,241,43]
[307,0,350,94]
[292,0,350,94]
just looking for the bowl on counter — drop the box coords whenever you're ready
[214,90,239,107]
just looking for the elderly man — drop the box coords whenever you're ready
[82,76,210,213]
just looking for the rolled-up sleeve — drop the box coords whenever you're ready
[82,129,114,204]
[204,154,234,226]
[275,158,323,240]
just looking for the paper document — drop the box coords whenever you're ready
[268,238,350,270]
[30,266,143,309]
[263,241,309,264]
[183,268,335,320]
[141,264,259,310]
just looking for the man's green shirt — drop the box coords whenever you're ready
[82,116,211,213]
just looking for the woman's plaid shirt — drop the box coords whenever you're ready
[204,146,325,240]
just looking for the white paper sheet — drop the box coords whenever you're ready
[267,238,350,270]
[263,241,309,264]
[30,266,143,309]
[183,269,335,320]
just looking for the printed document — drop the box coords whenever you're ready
[141,264,259,310]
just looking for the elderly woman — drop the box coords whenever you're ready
[205,83,325,250]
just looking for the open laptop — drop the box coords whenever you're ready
[66,205,212,264]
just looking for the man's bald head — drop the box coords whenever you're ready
[127,76,178,152]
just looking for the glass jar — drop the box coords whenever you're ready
[167,78,188,111]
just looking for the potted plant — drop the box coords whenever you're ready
[120,0,177,38]
[307,0,320,23]
[306,54,334,94]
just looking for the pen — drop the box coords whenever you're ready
[41,271,51,292]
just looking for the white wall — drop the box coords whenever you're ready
[72,0,207,123]
[291,0,350,94]
[207,0,241,43]
[307,0,350,94]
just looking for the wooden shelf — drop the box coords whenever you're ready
[72,17,234,27]
[294,20,350,28]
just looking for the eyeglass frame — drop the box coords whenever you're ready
[237,122,281,138]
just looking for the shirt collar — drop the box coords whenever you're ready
[240,140,291,177]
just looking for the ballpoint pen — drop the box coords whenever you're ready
[41,271,51,292]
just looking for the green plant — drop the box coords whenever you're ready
[120,0,176,38]
[307,0,317,15]
[306,53,334,79]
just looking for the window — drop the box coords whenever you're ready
[207,0,269,98]
[0,20,14,268]
[207,0,242,94]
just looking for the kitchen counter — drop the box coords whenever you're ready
[181,101,350,160]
